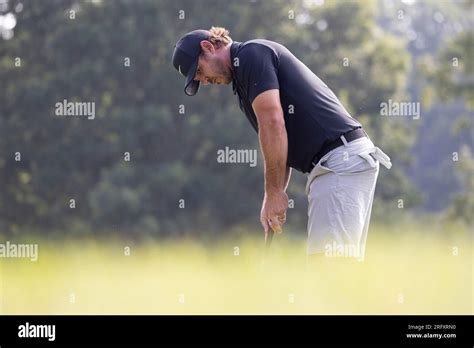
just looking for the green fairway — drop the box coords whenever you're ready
[1,223,471,314]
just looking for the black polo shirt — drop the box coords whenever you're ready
[230,40,362,173]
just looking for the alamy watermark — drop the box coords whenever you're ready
[0,241,38,261]
[217,147,257,167]
[380,99,420,120]
[324,241,362,260]
[55,99,95,120]
[18,322,55,341]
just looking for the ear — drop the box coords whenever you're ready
[200,40,215,55]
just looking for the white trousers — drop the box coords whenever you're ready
[305,136,392,261]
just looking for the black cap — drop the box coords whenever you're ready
[172,30,210,96]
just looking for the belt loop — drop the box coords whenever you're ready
[340,134,348,146]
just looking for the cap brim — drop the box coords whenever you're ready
[184,59,200,96]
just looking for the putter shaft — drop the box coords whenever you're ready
[265,230,274,249]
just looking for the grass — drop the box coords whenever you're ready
[0,223,472,314]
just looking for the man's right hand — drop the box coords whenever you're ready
[260,190,288,236]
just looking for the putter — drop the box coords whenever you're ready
[261,229,274,270]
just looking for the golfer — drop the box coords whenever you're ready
[172,27,392,261]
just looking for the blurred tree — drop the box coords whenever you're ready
[420,0,474,225]
[378,0,473,212]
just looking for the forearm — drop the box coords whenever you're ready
[258,116,288,194]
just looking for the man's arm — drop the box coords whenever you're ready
[253,89,287,192]
[252,89,289,234]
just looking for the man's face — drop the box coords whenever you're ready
[194,42,233,86]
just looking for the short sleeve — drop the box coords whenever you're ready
[238,44,280,104]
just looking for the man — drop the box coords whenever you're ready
[172,27,392,261]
